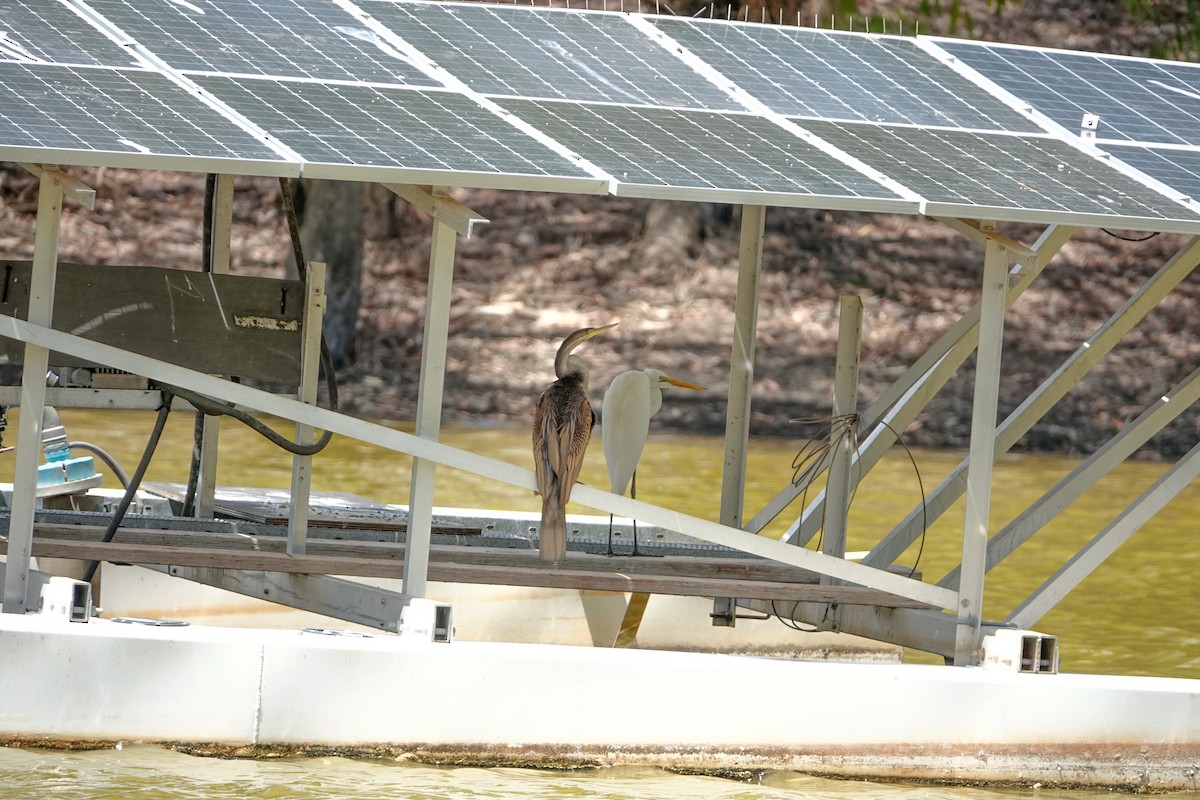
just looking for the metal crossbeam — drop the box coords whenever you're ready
[1009,439,1200,629]
[865,233,1200,571]
[941,364,1200,589]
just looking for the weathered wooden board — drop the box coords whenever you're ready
[0,261,307,384]
[10,525,931,608]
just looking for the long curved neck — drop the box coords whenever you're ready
[558,354,588,388]
[554,330,594,379]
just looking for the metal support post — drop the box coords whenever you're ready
[954,237,1009,665]
[720,204,765,528]
[287,261,326,555]
[3,174,63,613]
[404,209,458,599]
[821,295,862,577]
[713,204,765,626]
[196,173,234,518]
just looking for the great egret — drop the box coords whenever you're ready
[602,368,704,555]
[532,322,619,562]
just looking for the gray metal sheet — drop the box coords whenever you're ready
[1,0,136,66]
[0,62,291,172]
[194,75,601,186]
[1102,144,1200,203]
[936,39,1200,147]
[494,98,915,210]
[799,119,1200,226]
[364,1,740,110]
[653,19,1041,131]
[82,0,440,86]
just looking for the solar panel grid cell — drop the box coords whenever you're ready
[938,40,1200,147]
[495,97,907,203]
[1,0,135,67]
[195,75,594,179]
[2,2,1199,230]
[800,119,1200,222]
[1104,144,1200,202]
[364,2,741,109]
[0,62,284,163]
[650,18,1041,131]
[82,0,439,85]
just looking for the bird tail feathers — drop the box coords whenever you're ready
[539,497,567,563]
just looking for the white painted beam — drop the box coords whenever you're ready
[404,215,458,599]
[720,204,766,530]
[954,237,1010,665]
[287,261,326,555]
[382,184,488,239]
[197,173,235,519]
[821,295,862,578]
[3,174,63,614]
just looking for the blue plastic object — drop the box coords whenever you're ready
[36,455,97,488]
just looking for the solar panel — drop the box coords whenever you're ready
[195,75,604,190]
[1,0,136,67]
[493,98,917,211]
[82,0,440,86]
[1,2,1198,231]
[363,1,741,110]
[799,119,1200,229]
[651,19,1042,131]
[0,62,293,173]
[934,39,1200,146]
[1102,144,1200,202]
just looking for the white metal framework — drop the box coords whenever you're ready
[0,1,1197,667]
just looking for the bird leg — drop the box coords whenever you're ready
[606,512,617,557]
[630,472,646,556]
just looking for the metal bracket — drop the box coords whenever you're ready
[1080,113,1100,142]
[382,183,488,239]
[18,164,96,210]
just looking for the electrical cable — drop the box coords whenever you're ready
[81,390,173,583]
[165,382,332,456]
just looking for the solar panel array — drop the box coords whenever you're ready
[2,0,1200,233]
[935,38,1200,206]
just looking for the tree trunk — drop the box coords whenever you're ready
[284,179,363,370]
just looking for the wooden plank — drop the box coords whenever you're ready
[5,532,931,608]
[28,522,813,580]
[0,261,306,383]
[28,522,918,582]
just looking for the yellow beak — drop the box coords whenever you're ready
[661,376,705,391]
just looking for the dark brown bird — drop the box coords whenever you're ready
[532,323,618,562]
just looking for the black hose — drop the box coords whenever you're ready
[81,391,173,583]
[166,382,332,457]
